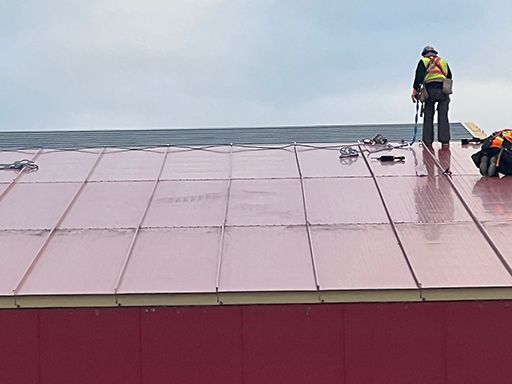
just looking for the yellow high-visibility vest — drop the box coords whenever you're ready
[422,56,449,83]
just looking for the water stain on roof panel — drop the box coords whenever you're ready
[143,180,228,228]
[226,179,305,226]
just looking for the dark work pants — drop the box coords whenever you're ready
[423,85,450,145]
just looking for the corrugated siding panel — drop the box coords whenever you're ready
[3,303,512,383]
[0,123,472,149]
[39,308,140,384]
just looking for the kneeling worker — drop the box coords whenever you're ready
[411,46,453,146]
[472,129,512,177]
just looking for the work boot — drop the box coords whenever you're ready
[479,155,489,176]
[487,156,498,177]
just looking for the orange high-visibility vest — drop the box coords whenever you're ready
[422,56,449,83]
[489,129,512,149]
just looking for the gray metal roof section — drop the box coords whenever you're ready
[0,123,473,149]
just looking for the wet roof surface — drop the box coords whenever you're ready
[1,139,512,308]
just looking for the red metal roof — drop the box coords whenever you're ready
[1,141,512,307]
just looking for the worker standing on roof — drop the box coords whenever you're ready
[411,46,453,147]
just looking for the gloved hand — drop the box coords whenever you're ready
[411,88,419,103]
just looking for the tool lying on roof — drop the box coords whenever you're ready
[0,159,39,172]
[461,137,482,145]
[338,133,429,177]
[373,155,405,162]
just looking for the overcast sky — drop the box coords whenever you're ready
[1,0,510,132]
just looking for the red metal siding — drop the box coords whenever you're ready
[2,302,512,383]
[0,309,39,384]
[345,303,445,384]
[39,308,140,384]
[445,301,512,384]
[141,306,242,383]
[242,305,344,384]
